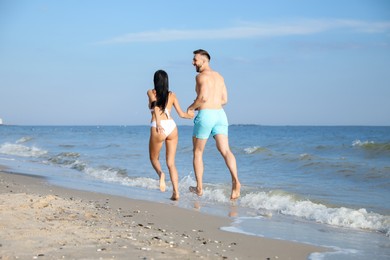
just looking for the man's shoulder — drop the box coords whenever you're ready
[196,70,224,84]
[206,70,223,78]
[196,72,207,82]
[211,69,222,76]
[197,69,216,79]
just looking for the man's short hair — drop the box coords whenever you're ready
[193,49,211,61]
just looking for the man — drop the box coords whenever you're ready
[187,49,241,200]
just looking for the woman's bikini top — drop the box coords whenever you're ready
[150,102,171,119]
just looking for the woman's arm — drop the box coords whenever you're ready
[147,89,156,108]
[147,89,164,134]
[172,93,194,119]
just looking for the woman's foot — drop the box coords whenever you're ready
[159,172,166,192]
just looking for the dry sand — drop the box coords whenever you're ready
[0,169,327,259]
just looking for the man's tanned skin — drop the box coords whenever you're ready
[187,49,240,200]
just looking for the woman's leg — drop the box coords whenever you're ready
[149,128,166,192]
[165,127,179,200]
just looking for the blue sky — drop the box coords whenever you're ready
[1,0,389,125]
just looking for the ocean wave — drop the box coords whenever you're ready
[59,144,76,148]
[239,191,390,236]
[16,136,33,144]
[179,175,242,204]
[0,157,15,161]
[48,153,161,190]
[43,148,164,191]
[352,140,390,154]
[0,143,47,157]
[352,140,374,147]
[83,166,161,190]
[244,146,270,154]
[299,153,313,160]
[48,152,81,165]
[175,176,390,236]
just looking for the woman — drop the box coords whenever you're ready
[147,70,193,200]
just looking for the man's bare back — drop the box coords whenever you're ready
[195,70,227,110]
[188,53,228,111]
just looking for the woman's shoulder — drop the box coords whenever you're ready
[169,91,178,101]
[147,89,155,96]
[166,92,176,107]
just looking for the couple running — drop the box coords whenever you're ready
[148,49,241,201]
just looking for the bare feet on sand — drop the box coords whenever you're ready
[170,192,179,201]
[159,172,166,192]
[189,186,203,196]
[230,182,241,200]
[190,183,240,200]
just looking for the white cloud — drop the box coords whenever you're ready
[97,19,390,44]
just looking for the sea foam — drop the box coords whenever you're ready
[240,191,390,236]
[244,146,269,154]
[0,143,47,157]
[16,136,33,144]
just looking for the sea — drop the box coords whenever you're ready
[0,125,389,259]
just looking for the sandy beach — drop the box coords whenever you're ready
[0,167,326,260]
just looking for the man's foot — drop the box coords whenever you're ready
[230,181,241,200]
[170,192,180,201]
[159,172,166,192]
[189,186,203,196]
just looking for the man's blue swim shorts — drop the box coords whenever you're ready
[193,109,228,139]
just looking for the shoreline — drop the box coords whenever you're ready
[0,169,327,259]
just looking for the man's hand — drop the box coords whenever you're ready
[187,108,195,118]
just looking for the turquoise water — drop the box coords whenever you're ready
[1,125,389,259]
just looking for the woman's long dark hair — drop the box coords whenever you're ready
[152,70,169,111]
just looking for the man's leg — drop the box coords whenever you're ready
[214,134,241,200]
[190,137,207,196]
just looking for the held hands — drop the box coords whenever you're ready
[186,109,195,119]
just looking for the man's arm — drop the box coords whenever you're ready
[187,75,208,111]
[221,80,228,106]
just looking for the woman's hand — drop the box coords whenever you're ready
[186,109,195,119]
[187,109,195,119]
[156,123,165,134]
